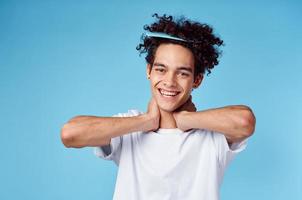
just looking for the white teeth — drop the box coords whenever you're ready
[159,89,179,97]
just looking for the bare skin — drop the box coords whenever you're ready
[61,43,256,148]
[61,98,160,148]
[173,97,256,143]
[61,96,255,148]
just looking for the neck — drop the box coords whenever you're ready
[159,109,177,129]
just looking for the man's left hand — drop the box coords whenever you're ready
[173,95,196,131]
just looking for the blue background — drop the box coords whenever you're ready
[1,0,301,199]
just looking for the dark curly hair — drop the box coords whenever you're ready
[136,13,224,78]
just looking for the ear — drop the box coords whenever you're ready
[146,64,151,79]
[193,73,203,89]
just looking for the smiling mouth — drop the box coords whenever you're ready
[158,88,181,97]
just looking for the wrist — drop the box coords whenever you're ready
[173,111,192,131]
[140,113,159,132]
[173,110,189,121]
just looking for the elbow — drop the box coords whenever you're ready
[61,124,74,148]
[239,106,256,137]
[60,123,84,148]
[60,116,88,148]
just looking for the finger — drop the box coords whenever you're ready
[192,104,197,112]
[176,98,191,112]
[184,96,192,106]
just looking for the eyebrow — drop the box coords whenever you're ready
[153,62,193,73]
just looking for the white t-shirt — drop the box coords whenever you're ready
[94,109,248,200]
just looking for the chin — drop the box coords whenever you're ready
[159,106,175,113]
[157,102,182,113]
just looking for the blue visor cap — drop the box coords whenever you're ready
[144,32,187,42]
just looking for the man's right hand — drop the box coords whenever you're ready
[61,98,161,148]
[144,97,160,132]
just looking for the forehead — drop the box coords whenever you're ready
[154,43,195,68]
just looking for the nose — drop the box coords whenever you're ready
[163,72,177,87]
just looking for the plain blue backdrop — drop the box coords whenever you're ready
[1,0,301,199]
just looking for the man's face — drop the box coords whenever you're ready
[147,43,203,112]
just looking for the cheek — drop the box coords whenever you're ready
[149,79,159,94]
[180,80,194,91]
[150,76,162,87]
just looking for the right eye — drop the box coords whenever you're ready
[155,68,165,73]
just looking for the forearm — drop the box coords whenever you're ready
[175,105,256,142]
[61,114,155,148]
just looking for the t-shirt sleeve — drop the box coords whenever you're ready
[212,131,248,168]
[93,109,143,166]
[94,134,122,165]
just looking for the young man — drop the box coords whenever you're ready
[61,14,256,200]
